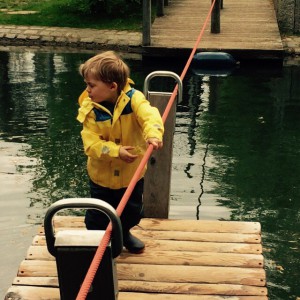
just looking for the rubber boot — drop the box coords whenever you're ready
[123,230,145,254]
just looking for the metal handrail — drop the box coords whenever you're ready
[143,71,183,104]
[44,198,123,258]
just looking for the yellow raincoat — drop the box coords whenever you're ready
[77,79,164,189]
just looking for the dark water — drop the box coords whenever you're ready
[0,49,299,299]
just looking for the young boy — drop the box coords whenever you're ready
[77,51,164,254]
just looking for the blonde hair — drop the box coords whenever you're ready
[79,51,130,92]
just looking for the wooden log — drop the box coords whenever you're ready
[118,281,268,296]
[18,260,57,277]
[26,246,53,260]
[31,235,262,254]
[138,218,261,234]
[132,229,262,243]
[143,240,262,254]
[5,286,59,300]
[39,217,262,243]
[53,215,84,227]
[26,246,264,268]
[119,293,268,300]
[39,228,262,243]
[12,277,268,296]
[50,217,261,235]
[32,235,46,246]
[117,264,266,286]
[17,260,266,286]
[13,276,58,287]
[5,286,268,300]
[118,251,264,268]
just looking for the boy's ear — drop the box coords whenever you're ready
[110,82,118,91]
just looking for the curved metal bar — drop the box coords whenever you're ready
[44,198,123,258]
[143,71,183,104]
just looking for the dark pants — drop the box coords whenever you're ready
[85,178,144,233]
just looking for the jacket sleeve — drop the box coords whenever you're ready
[131,90,164,141]
[77,98,121,159]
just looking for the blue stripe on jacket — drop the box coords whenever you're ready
[93,89,135,122]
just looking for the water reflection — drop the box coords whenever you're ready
[185,65,300,300]
[171,64,300,299]
[0,50,299,299]
[0,51,89,217]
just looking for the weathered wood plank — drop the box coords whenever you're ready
[143,239,262,254]
[59,229,261,243]
[133,229,262,243]
[52,215,85,228]
[26,246,54,261]
[118,251,264,268]
[18,260,57,277]
[34,228,262,244]
[118,281,268,296]
[32,235,46,246]
[50,216,261,234]
[31,235,262,254]
[138,219,261,234]
[5,286,60,300]
[13,276,58,287]
[38,226,262,243]
[5,286,268,300]
[26,246,264,268]
[17,260,266,286]
[117,264,266,286]
[119,293,268,300]
[12,277,268,296]
[18,260,265,286]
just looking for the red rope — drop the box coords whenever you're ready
[76,1,216,298]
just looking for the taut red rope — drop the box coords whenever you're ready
[76,0,217,298]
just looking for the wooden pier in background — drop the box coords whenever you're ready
[144,0,283,60]
[5,217,268,299]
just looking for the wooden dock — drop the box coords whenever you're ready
[145,0,283,60]
[5,217,268,299]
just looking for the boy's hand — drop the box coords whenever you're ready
[119,146,138,163]
[147,138,163,150]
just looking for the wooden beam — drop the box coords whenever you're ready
[143,0,151,46]
[157,0,164,16]
[211,0,221,33]
[144,93,177,218]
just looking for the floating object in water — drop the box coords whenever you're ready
[191,52,239,76]
[192,52,238,68]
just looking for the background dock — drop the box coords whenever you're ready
[5,217,268,299]
[145,0,283,59]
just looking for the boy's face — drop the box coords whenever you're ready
[84,74,118,103]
